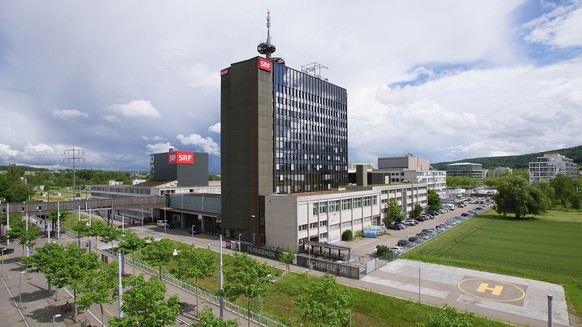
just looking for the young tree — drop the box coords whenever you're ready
[278,248,296,274]
[427,189,441,211]
[77,261,118,327]
[6,214,40,257]
[108,275,180,327]
[23,242,67,300]
[412,203,423,218]
[383,199,403,227]
[224,253,273,327]
[116,230,146,274]
[170,248,216,314]
[294,273,351,327]
[0,164,34,202]
[197,306,238,327]
[99,225,123,248]
[59,244,101,321]
[140,238,175,279]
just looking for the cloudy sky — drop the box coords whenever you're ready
[1,1,581,173]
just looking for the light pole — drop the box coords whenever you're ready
[164,209,167,234]
[118,250,123,318]
[1,248,5,277]
[19,270,25,307]
[238,233,242,252]
[25,214,29,257]
[5,203,9,246]
[52,314,61,327]
[195,225,200,247]
[219,234,224,318]
[57,202,60,240]
[141,205,144,227]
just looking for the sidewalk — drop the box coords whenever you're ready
[1,232,258,327]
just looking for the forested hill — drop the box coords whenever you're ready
[432,144,582,170]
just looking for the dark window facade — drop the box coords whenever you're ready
[273,64,348,193]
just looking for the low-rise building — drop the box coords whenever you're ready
[446,162,486,183]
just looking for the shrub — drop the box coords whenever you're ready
[417,305,474,327]
[341,229,353,241]
[354,230,364,238]
[376,245,390,256]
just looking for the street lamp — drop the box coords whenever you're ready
[118,250,123,318]
[238,233,242,252]
[19,270,25,307]
[219,234,224,318]
[52,314,61,327]
[195,225,200,246]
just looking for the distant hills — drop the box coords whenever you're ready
[432,144,582,170]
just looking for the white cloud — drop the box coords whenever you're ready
[103,115,118,122]
[0,144,19,156]
[176,134,220,155]
[145,142,174,154]
[208,123,220,134]
[523,3,582,48]
[107,100,161,118]
[52,109,89,119]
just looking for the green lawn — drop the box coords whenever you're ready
[402,209,582,319]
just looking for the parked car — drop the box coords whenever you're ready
[0,247,15,255]
[389,223,406,230]
[187,226,199,234]
[397,239,411,247]
[156,220,174,228]
[389,246,404,254]
[403,219,418,226]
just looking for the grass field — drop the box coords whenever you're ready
[402,209,582,319]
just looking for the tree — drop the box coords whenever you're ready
[278,248,296,274]
[427,189,441,211]
[47,208,69,237]
[412,203,423,218]
[108,275,180,327]
[197,306,238,327]
[140,238,175,279]
[446,176,480,189]
[170,248,216,314]
[294,273,350,327]
[0,164,34,202]
[77,261,118,327]
[23,242,67,300]
[551,174,576,207]
[224,253,273,327]
[6,214,40,257]
[59,244,101,321]
[99,225,123,248]
[494,175,549,219]
[375,244,390,257]
[383,199,403,227]
[116,230,146,274]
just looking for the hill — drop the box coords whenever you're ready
[432,144,582,170]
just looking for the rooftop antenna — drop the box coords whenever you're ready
[257,10,276,59]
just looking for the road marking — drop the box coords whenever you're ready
[458,277,526,302]
[476,282,503,296]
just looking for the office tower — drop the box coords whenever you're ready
[220,12,348,243]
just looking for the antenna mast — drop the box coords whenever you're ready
[257,10,276,59]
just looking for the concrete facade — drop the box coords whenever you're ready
[446,162,486,182]
[529,153,577,183]
[264,183,427,250]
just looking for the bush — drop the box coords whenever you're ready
[376,245,390,256]
[417,305,474,327]
[341,229,353,241]
[354,230,364,238]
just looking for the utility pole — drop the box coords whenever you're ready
[64,147,84,200]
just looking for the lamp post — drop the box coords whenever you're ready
[5,203,9,246]
[219,234,224,318]
[19,270,25,307]
[141,205,144,227]
[25,214,29,257]
[1,248,6,277]
[238,233,242,252]
[52,314,61,327]
[118,250,123,318]
[195,225,200,247]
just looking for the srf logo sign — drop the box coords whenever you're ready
[258,57,272,72]
[168,151,194,165]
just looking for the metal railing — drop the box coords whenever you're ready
[101,249,286,327]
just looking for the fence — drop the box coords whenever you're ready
[101,248,287,327]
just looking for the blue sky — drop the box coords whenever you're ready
[0,0,581,173]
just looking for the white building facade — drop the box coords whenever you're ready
[529,153,578,183]
[264,183,427,250]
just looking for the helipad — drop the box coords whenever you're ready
[360,259,570,327]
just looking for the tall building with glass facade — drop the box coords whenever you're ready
[220,56,348,244]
